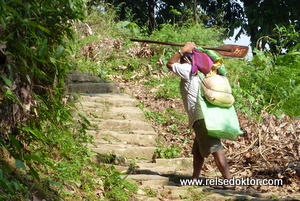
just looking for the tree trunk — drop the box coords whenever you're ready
[148,0,156,33]
[193,0,198,24]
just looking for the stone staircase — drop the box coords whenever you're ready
[67,71,158,160]
[75,93,157,160]
[67,71,299,201]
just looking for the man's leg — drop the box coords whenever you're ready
[191,120,207,180]
[212,150,232,179]
[192,150,204,180]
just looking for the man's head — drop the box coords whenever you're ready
[180,55,192,64]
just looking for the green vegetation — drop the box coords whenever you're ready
[143,188,158,197]
[0,1,137,200]
[226,25,300,117]
[154,139,183,159]
[0,1,299,200]
[154,143,182,159]
[103,0,300,53]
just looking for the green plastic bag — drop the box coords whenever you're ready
[194,47,243,140]
[197,96,243,141]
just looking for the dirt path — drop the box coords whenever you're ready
[67,71,300,201]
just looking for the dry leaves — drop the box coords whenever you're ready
[228,111,300,194]
[85,32,299,195]
[126,42,155,58]
[113,66,300,195]
[80,37,123,61]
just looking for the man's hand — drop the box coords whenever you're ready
[181,42,197,54]
[166,41,196,70]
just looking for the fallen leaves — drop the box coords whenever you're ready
[114,71,300,195]
[126,42,155,58]
[80,37,123,61]
[85,33,300,195]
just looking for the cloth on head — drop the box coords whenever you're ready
[192,47,227,76]
[191,49,214,75]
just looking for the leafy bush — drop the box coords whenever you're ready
[0,166,30,200]
[0,1,137,200]
[151,23,224,45]
[226,25,300,118]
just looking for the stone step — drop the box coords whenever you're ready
[87,130,158,136]
[136,158,193,169]
[129,158,193,175]
[74,102,108,119]
[128,130,159,135]
[91,130,157,146]
[125,165,189,176]
[66,71,105,83]
[131,185,203,201]
[101,106,145,120]
[74,102,107,109]
[67,83,120,93]
[91,144,156,159]
[90,119,155,132]
[155,158,193,171]
[78,93,139,107]
[76,106,145,121]
[125,174,171,188]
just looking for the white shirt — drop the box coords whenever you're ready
[171,63,204,128]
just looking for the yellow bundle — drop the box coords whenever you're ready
[201,58,235,108]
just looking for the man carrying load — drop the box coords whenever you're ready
[166,41,238,190]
